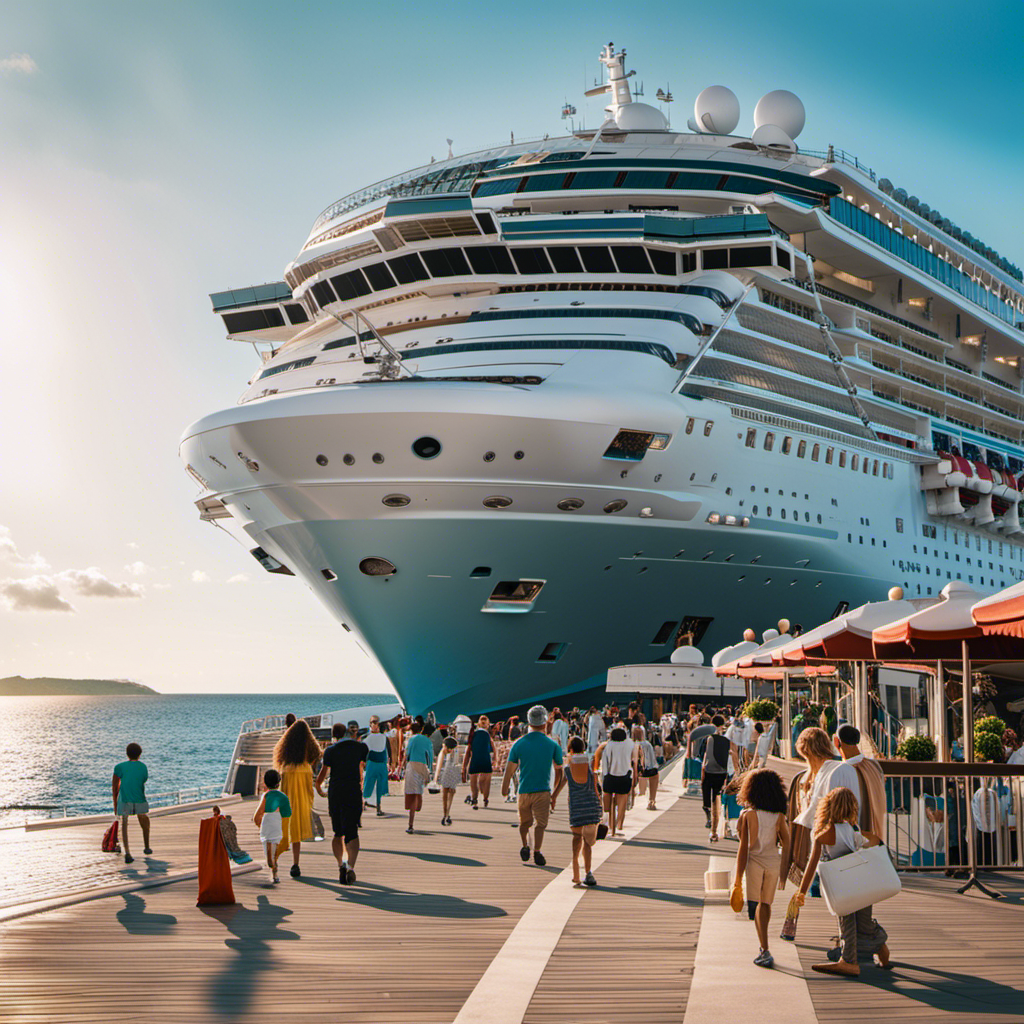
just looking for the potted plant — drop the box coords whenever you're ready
[974,715,1007,739]
[743,699,779,723]
[895,734,937,762]
[973,730,1003,763]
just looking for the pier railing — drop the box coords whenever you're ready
[39,784,225,821]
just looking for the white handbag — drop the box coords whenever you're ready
[817,844,901,917]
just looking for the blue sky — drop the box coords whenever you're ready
[1,0,1021,693]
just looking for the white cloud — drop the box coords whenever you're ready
[191,570,210,583]
[127,541,141,550]
[152,583,172,591]
[124,561,150,576]
[226,573,249,584]
[0,53,38,76]
[0,575,74,612]
[58,567,143,599]
[0,525,50,571]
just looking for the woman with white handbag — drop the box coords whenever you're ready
[794,787,894,977]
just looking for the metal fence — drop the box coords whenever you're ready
[41,784,225,820]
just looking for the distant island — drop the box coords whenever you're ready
[0,676,158,696]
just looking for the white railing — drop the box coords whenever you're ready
[40,784,225,820]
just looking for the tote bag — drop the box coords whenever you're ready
[817,844,901,917]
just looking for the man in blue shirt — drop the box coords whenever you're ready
[502,705,563,866]
[112,742,151,864]
[401,720,434,834]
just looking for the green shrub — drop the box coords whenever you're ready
[743,699,779,721]
[973,730,1003,762]
[974,715,1007,738]
[895,734,936,762]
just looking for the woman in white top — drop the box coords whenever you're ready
[601,726,637,837]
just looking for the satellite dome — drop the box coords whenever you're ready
[694,85,740,135]
[670,645,704,666]
[614,102,668,131]
[753,90,805,139]
[751,123,796,152]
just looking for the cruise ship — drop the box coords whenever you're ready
[180,43,1024,720]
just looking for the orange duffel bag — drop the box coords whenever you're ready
[197,812,235,906]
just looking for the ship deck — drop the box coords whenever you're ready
[2,761,1022,1024]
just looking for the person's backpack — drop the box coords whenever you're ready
[101,818,120,853]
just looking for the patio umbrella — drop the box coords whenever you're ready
[971,579,1024,639]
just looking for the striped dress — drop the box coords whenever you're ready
[564,762,603,828]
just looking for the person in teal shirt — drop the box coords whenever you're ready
[112,742,150,864]
[502,705,564,866]
[401,721,435,833]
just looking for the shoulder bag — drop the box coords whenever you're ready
[817,843,901,917]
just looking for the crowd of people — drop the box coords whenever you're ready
[110,700,941,981]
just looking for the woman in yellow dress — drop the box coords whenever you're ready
[273,719,321,877]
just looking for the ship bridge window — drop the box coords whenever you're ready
[567,170,619,190]
[547,247,584,273]
[476,212,497,235]
[466,245,517,275]
[223,307,286,333]
[364,262,397,291]
[623,170,673,190]
[729,246,774,268]
[331,268,372,300]
[422,247,471,277]
[611,246,653,275]
[284,303,309,325]
[511,247,553,275]
[703,248,728,270]
[579,246,616,274]
[386,252,430,284]
[472,177,522,198]
[310,280,337,307]
[648,249,677,275]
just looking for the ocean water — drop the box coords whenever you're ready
[0,693,394,825]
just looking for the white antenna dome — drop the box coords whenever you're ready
[614,101,668,131]
[753,90,805,139]
[670,645,704,666]
[694,85,739,135]
[751,123,796,153]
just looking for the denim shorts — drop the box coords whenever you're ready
[117,800,150,816]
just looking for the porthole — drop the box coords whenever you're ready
[603,499,628,513]
[321,568,338,581]
[382,494,411,508]
[412,436,442,459]
[557,498,585,511]
[359,556,397,577]
[316,454,329,467]
[372,453,384,464]
[514,450,525,460]
[483,495,513,509]
[483,451,495,462]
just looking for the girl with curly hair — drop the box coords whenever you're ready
[733,769,790,969]
[273,718,322,877]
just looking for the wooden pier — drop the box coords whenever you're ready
[1,762,1022,1024]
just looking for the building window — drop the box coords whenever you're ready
[745,428,757,448]
[764,432,775,451]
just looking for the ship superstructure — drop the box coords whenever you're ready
[181,43,1024,718]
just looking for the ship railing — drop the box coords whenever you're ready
[801,146,877,182]
[879,762,1024,880]
[240,714,289,734]
[38,784,225,820]
[868,696,902,760]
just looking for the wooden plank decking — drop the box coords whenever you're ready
[1,768,1023,1023]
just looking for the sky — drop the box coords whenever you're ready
[1,0,1022,694]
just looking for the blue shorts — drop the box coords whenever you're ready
[117,800,149,816]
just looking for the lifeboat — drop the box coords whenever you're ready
[962,488,994,526]
[920,451,969,490]
[965,460,994,495]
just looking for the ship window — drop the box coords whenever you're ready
[781,509,787,519]
[467,245,517,275]
[611,246,653,274]
[579,246,616,273]
[422,247,471,277]
[752,505,758,514]
[363,262,397,292]
[863,458,870,474]
[817,514,822,523]
[568,170,619,190]
[386,252,430,284]
[511,247,553,275]
[873,460,879,476]
[310,280,337,307]
[729,246,773,268]
[537,642,568,663]
[475,212,497,234]
[685,418,695,434]
[223,307,286,333]
[811,444,820,461]
[839,451,847,468]
[681,252,697,273]
[777,248,792,270]
[331,268,373,300]
[766,507,772,517]
[797,440,807,458]
[648,249,677,275]
[470,566,492,578]
[896,518,904,533]
[781,436,792,455]
[704,421,714,437]
[703,248,728,270]
[851,455,859,471]
[745,428,757,448]
[764,432,774,451]
[650,621,679,645]
[284,303,309,325]
[546,247,584,274]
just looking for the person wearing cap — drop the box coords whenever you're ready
[502,705,564,866]
[316,721,368,884]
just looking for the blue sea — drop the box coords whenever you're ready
[0,693,395,825]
